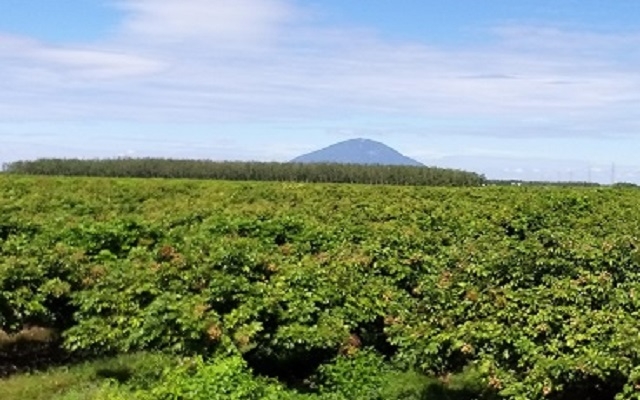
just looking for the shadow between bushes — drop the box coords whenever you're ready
[420,383,490,400]
[0,327,73,377]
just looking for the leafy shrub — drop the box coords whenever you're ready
[3,176,640,399]
[136,356,292,400]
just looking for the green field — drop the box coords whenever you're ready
[2,176,640,399]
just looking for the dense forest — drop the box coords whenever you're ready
[2,158,485,187]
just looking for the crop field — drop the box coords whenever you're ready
[2,175,640,399]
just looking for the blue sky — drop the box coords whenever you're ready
[1,0,639,182]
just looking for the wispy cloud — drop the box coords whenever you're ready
[0,33,163,79]
[34,47,163,79]
[114,0,297,45]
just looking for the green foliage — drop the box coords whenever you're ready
[3,176,640,399]
[136,356,289,400]
[312,350,441,400]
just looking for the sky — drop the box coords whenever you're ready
[1,0,639,183]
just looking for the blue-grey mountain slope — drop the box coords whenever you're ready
[291,138,424,166]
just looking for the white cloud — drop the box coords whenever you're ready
[0,0,639,142]
[492,25,640,54]
[35,48,164,79]
[0,33,163,84]
[114,0,297,45]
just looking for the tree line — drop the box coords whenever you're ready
[3,158,486,186]
[487,179,602,187]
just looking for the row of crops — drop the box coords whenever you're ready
[1,175,640,399]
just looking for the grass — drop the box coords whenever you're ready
[0,353,175,400]
[0,350,489,400]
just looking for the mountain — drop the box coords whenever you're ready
[291,138,424,167]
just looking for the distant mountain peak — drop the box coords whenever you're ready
[291,138,424,167]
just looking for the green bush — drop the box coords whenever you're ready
[4,176,640,399]
[136,356,293,400]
